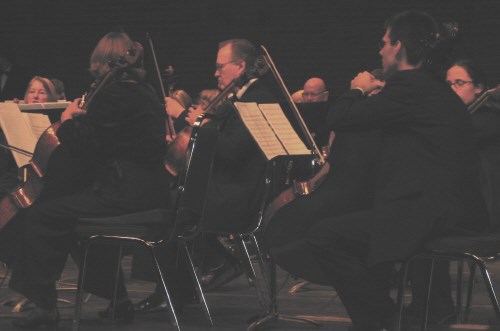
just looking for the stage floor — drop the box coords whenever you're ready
[1,256,500,330]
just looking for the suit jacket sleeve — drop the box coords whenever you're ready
[471,106,500,145]
[327,75,416,131]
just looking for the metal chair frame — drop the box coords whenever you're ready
[73,120,217,331]
[211,157,321,331]
[395,249,500,331]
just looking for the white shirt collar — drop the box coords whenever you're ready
[235,78,258,100]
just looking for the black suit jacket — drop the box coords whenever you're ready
[471,103,500,228]
[328,68,488,265]
[203,79,277,233]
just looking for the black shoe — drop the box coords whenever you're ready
[12,308,59,329]
[98,299,134,323]
[201,260,243,291]
[134,288,198,314]
[134,291,167,314]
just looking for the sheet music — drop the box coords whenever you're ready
[234,102,310,160]
[22,113,51,140]
[258,103,310,155]
[0,103,38,167]
[235,102,286,160]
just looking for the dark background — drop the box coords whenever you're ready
[2,0,499,100]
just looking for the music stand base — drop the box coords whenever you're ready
[247,312,321,331]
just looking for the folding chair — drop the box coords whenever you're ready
[395,231,500,331]
[72,121,218,331]
[200,156,321,330]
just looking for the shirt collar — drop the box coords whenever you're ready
[235,78,258,99]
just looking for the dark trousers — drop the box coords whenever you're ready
[304,209,396,328]
[409,259,455,317]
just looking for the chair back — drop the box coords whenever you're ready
[171,118,218,238]
[199,155,282,236]
[245,155,307,235]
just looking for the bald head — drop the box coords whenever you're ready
[302,77,328,102]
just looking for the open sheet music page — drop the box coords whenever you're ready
[234,102,310,160]
[258,103,311,155]
[21,113,51,140]
[0,103,39,167]
[234,102,287,160]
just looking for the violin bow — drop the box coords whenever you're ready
[145,33,176,137]
[260,45,325,165]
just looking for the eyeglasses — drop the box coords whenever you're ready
[215,61,237,71]
[302,91,326,98]
[378,40,392,50]
[447,79,473,89]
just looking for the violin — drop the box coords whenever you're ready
[469,85,500,114]
[163,72,248,176]
[0,42,143,230]
[163,55,271,177]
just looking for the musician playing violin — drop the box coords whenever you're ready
[196,39,279,289]
[0,76,60,260]
[133,39,278,311]
[4,31,175,329]
[446,60,500,228]
[400,58,500,331]
[292,11,487,330]
[0,76,60,198]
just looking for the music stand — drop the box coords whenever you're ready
[247,255,321,331]
[240,46,325,330]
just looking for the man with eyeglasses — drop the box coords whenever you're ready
[198,39,278,291]
[132,39,278,313]
[302,77,329,103]
[293,10,487,330]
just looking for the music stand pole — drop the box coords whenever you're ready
[247,255,321,331]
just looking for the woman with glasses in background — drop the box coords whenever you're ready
[446,59,500,229]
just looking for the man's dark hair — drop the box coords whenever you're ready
[385,10,439,66]
[219,39,257,73]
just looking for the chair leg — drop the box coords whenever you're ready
[237,234,271,311]
[179,240,214,326]
[0,263,9,287]
[110,244,123,322]
[395,260,410,331]
[396,256,436,331]
[464,261,477,322]
[73,241,90,331]
[455,260,464,322]
[236,234,257,288]
[249,233,271,286]
[149,245,181,331]
[420,258,435,331]
[474,257,500,322]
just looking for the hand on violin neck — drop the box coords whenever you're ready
[61,98,86,122]
[186,105,205,126]
[166,133,177,144]
[350,71,380,96]
[165,96,185,119]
